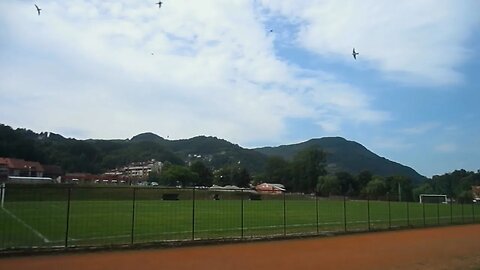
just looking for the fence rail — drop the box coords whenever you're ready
[0,185,478,252]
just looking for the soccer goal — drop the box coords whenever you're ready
[419,194,448,204]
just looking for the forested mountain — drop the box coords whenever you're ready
[0,125,183,173]
[255,137,426,183]
[132,133,267,172]
[0,124,425,182]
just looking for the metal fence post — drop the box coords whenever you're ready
[406,201,410,227]
[422,201,426,227]
[343,195,347,232]
[472,203,475,223]
[241,189,244,239]
[388,194,391,230]
[450,200,453,224]
[64,187,71,248]
[316,194,319,234]
[367,196,370,231]
[283,192,286,236]
[192,187,196,240]
[437,200,440,225]
[130,187,136,245]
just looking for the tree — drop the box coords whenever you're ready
[148,170,161,183]
[429,169,480,201]
[159,164,198,187]
[213,167,231,186]
[190,161,213,187]
[264,156,291,188]
[385,175,413,202]
[235,168,251,188]
[457,190,473,203]
[336,171,358,196]
[317,175,341,196]
[364,176,387,199]
[357,171,373,189]
[412,182,435,202]
[291,147,327,193]
[213,164,251,187]
[431,174,455,198]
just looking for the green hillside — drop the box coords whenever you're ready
[255,137,426,182]
[0,124,425,182]
[132,134,267,173]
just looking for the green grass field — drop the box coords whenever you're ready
[0,186,478,250]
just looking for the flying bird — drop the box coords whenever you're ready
[352,48,359,60]
[35,4,41,16]
[156,1,162,8]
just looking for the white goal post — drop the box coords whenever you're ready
[0,182,5,208]
[419,194,448,204]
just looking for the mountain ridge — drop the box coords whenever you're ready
[0,125,426,181]
[255,137,426,182]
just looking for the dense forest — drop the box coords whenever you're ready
[0,124,184,173]
[1,124,479,202]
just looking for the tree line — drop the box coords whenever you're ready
[2,124,479,202]
[416,169,480,203]
[257,147,416,201]
[151,147,417,201]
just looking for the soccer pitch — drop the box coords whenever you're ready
[0,187,478,251]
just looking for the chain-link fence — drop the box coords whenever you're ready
[0,185,478,252]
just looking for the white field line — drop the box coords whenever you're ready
[66,218,429,243]
[1,207,50,243]
[47,203,66,211]
[56,216,480,243]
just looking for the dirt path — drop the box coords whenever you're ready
[1,224,480,270]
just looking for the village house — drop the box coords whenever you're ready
[255,183,286,194]
[473,186,480,203]
[0,157,54,183]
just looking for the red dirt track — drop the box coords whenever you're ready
[1,224,480,270]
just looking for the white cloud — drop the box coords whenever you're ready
[434,143,458,153]
[1,0,393,145]
[401,122,440,135]
[369,137,413,151]
[259,0,480,86]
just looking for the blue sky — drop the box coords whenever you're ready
[1,0,479,177]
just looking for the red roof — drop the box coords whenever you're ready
[255,183,286,193]
[0,157,44,172]
[473,186,480,198]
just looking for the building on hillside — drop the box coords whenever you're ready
[64,173,96,184]
[473,186,480,203]
[105,160,163,182]
[0,157,55,183]
[0,161,8,182]
[0,157,165,185]
[255,183,286,194]
[122,160,163,179]
[0,157,44,177]
[64,173,131,185]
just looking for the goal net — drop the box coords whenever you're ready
[419,194,447,204]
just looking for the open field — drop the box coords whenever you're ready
[0,186,478,251]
